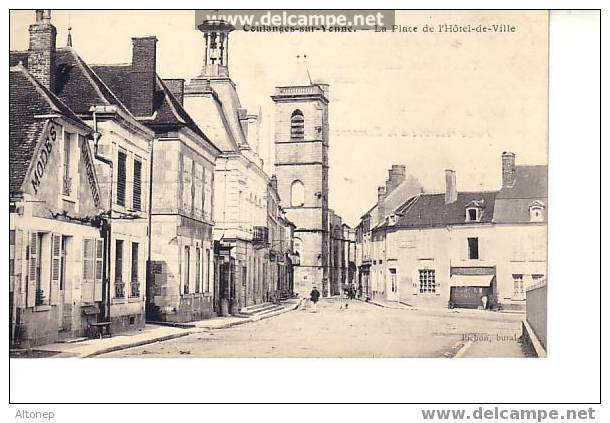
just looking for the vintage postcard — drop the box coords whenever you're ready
[9,9,548,359]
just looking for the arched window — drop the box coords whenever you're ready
[291,180,305,207]
[290,110,304,141]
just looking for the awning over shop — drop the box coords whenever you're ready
[449,274,494,287]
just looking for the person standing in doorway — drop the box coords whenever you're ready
[310,286,321,313]
[481,294,488,311]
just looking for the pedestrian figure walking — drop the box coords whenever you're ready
[310,286,321,313]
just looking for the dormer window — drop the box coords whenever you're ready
[529,201,545,222]
[466,208,479,222]
[465,200,485,222]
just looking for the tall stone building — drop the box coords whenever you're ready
[183,20,272,314]
[271,65,330,297]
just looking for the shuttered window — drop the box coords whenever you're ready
[28,232,39,306]
[50,233,61,305]
[290,110,304,141]
[117,150,127,206]
[94,239,104,302]
[133,158,142,211]
[82,238,95,302]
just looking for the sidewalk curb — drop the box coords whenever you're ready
[85,300,303,356]
[84,330,195,358]
[357,298,413,310]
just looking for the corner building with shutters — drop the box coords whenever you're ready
[9,64,107,348]
[10,11,153,347]
[271,81,331,297]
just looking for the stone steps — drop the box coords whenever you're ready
[239,302,281,316]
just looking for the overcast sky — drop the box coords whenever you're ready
[10,10,548,226]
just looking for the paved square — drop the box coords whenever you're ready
[101,299,530,358]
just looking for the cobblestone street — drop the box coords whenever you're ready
[102,298,529,358]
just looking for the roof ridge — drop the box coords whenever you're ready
[79,53,139,119]
[156,76,186,125]
[90,63,131,67]
[11,63,84,125]
[419,190,499,196]
[64,49,111,107]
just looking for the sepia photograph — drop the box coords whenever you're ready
[5,5,602,414]
[8,9,550,359]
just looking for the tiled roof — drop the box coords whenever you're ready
[9,65,89,194]
[10,48,133,117]
[496,165,547,199]
[389,191,499,230]
[91,64,217,149]
[493,165,548,223]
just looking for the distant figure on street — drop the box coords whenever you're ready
[481,294,488,311]
[310,286,321,313]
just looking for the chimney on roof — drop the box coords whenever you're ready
[377,186,387,223]
[386,164,406,194]
[445,169,457,204]
[245,113,261,155]
[28,10,57,91]
[130,36,157,117]
[502,151,516,188]
[163,79,185,105]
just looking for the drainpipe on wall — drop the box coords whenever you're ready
[90,110,113,323]
[145,137,154,321]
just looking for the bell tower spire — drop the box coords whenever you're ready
[197,19,235,78]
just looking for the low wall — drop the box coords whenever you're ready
[525,278,547,352]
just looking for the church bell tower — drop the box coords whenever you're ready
[271,61,331,296]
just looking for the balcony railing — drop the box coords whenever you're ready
[253,226,269,245]
[130,281,140,298]
[115,281,125,298]
[274,85,325,97]
[63,176,72,196]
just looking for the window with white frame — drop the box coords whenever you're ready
[512,274,524,300]
[466,207,480,222]
[529,201,545,222]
